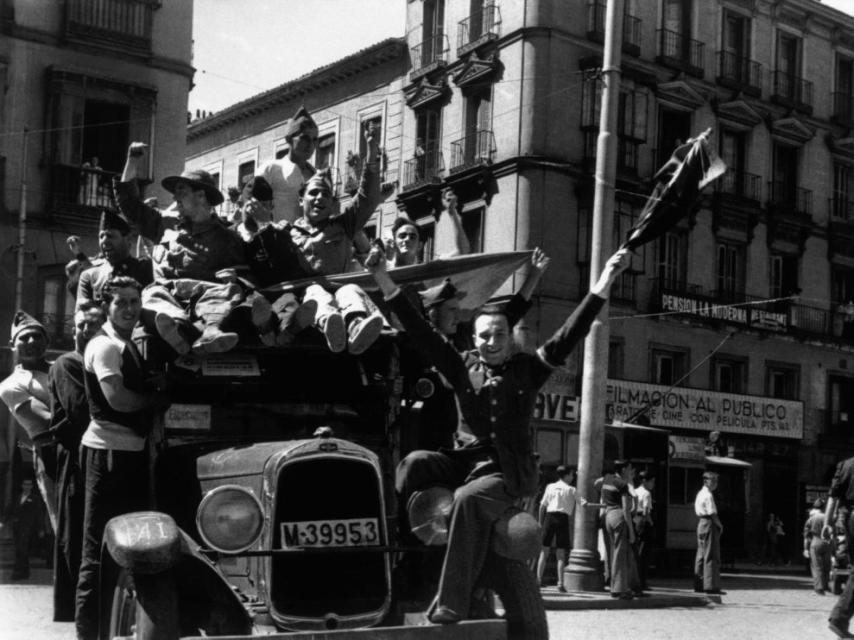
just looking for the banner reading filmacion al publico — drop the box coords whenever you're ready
[605,379,803,440]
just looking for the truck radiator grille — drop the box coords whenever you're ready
[271,456,387,619]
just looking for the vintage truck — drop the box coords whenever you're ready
[95,253,547,640]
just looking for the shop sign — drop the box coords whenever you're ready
[660,292,787,331]
[533,369,579,423]
[606,379,803,440]
[669,435,706,461]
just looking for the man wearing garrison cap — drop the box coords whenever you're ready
[257,105,319,223]
[76,209,153,310]
[0,311,58,531]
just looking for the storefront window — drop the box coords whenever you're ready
[669,466,704,504]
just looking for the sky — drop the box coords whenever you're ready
[189,0,854,116]
[189,0,407,115]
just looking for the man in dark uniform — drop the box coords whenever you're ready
[75,210,153,309]
[824,458,854,638]
[367,244,630,623]
[46,301,105,620]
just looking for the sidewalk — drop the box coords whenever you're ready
[540,560,812,610]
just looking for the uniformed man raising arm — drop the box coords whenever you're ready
[366,244,631,624]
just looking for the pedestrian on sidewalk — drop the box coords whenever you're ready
[595,459,637,599]
[823,456,854,638]
[536,465,576,592]
[694,471,724,595]
[804,498,830,595]
[633,471,655,591]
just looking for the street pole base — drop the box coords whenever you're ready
[564,548,605,592]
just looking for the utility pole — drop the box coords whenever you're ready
[565,0,624,593]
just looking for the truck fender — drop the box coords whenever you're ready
[101,511,252,637]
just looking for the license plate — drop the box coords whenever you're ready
[280,518,380,548]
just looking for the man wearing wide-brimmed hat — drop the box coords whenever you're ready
[114,142,256,354]
[75,209,152,309]
[257,105,318,223]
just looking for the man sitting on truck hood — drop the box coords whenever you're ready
[367,244,631,624]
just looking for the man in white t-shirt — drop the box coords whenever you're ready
[537,465,577,592]
[75,275,166,640]
[257,105,318,223]
[633,471,655,590]
[0,311,57,531]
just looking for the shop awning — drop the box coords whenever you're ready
[608,420,669,433]
[705,455,752,468]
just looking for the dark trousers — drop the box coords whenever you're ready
[605,507,633,595]
[831,510,854,627]
[695,517,721,591]
[53,442,84,621]
[75,446,148,640]
[633,519,653,588]
[809,538,830,592]
[396,450,516,618]
[12,509,38,577]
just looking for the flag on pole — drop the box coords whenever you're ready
[622,128,726,251]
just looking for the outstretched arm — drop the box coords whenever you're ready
[114,142,165,243]
[366,246,471,392]
[438,189,470,258]
[518,247,550,301]
[348,124,383,232]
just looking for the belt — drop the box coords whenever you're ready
[698,515,713,519]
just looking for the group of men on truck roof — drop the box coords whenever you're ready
[2,102,633,635]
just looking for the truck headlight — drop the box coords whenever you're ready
[407,487,453,546]
[196,485,264,553]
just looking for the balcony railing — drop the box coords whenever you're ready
[66,0,154,52]
[770,71,813,110]
[716,51,762,95]
[767,180,812,217]
[402,144,444,189]
[830,196,854,221]
[457,3,500,53]
[411,34,450,76]
[716,169,761,201]
[51,164,119,219]
[586,1,642,55]
[832,91,854,125]
[657,29,705,74]
[450,130,496,172]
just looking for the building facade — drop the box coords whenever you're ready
[0,0,193,504]
[398,0,854,561]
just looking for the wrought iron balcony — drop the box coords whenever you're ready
[586,1,642,56]
[450,130,495,173]
[716,51,762,96]
[767,180,812,217]
[410,34,450,77]
[402,144,444,190]
[457,3,501,54]
[716,169,761,201]
[66,0,155,53]
[770,71,813,112]
[832,91,854,126]
[656,29,705,76]
[51,164,119,221]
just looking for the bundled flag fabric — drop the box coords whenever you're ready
[622,128,726,251]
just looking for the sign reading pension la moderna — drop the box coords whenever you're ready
[606,379,803,440]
